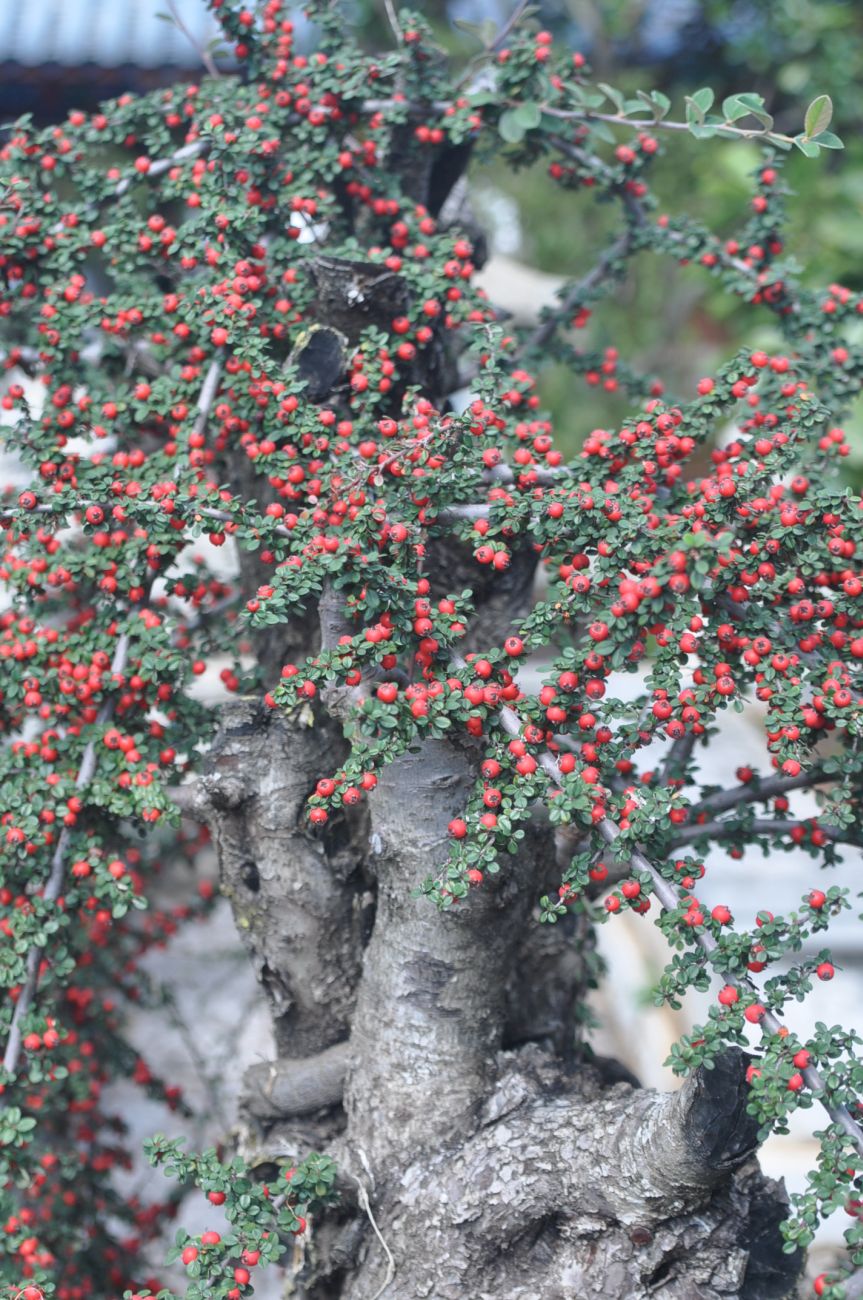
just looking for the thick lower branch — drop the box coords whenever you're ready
[242,1042,348,1119]
[440,1047,758,1237]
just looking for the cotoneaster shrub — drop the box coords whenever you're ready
[0,3,862,1298]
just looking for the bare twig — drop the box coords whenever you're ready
[659,732,698,784]
[111,140,210,201]
[166,0,221,79]
[190,359,223,443]
[381,0,403,44]
[490,0,531,53]
[514,231,633,360]
[158,983,232,1131]
[692,769,832,817]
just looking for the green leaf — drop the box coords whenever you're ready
[513,101,542,130]
[587,120,616,144]
[729,91,773,128]
[468,89,501,108]
[636,89,670,119]
[722,93,759,123]
[649,90,671,118]
[690,87,715,114]
[597,82,625,113]
[793,136,822,158]
[498,109,525,144]
[633,89,657,114]
[804,94,833,140]
[812,129,844,150]
[453,17,498,47]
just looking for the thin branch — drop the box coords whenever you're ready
[540,101,799,147]
[435,503,491,522]
[692,769,833,817]
[514,230,633,361]
[166,0,221,79]
[547,134,762,281]
[672,816,863,849]
[191,359,223,442]
[489,0,531,53]
[166,783,202,815]
[380,0,404,45]
[660,731,698,784]
[158,982,231,1131]
[110,140,210,201]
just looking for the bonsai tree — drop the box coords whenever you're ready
[1,3,862,1297]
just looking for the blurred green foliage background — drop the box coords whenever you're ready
[356,0,863,477]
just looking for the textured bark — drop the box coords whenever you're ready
[199,707,801,1300]
[344,740,552,1167]
[194,699,369,1059]
[242,1042,348,1120]
[339,1049,795,1300]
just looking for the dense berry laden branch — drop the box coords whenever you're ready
[452,661,863,1161]
[2,630,132,1077]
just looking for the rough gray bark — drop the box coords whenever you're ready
[195,713,802,1300]
[195,699,369,1059]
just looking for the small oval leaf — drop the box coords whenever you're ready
[804,94,833,139]
[498,109,525,143]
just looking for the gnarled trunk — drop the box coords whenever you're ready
[197,714,802,1300]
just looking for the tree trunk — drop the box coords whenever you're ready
[196,712,803,1300]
